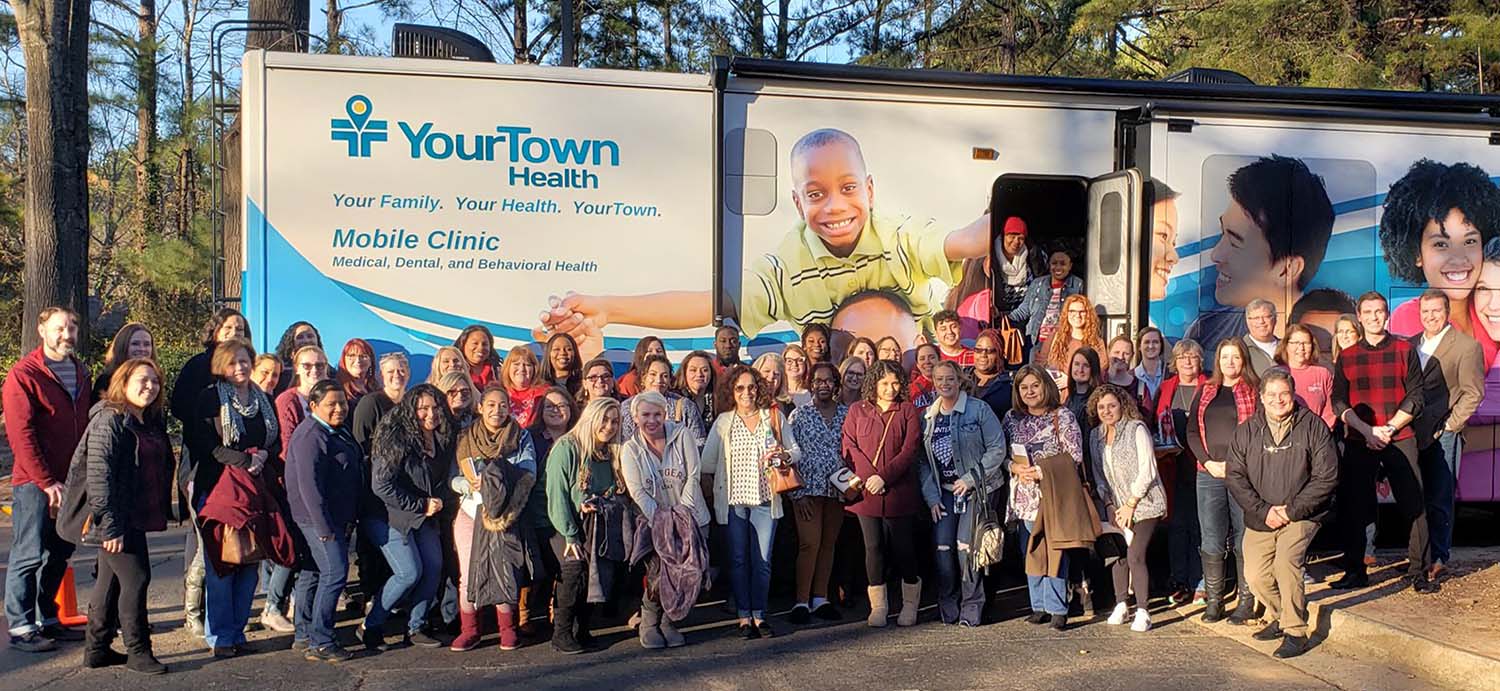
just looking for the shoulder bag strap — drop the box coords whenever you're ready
[871,409,895,469]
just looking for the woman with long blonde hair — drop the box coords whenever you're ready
[544,397,625,653]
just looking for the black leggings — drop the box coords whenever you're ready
[858,515,919,586]
[86,531,153,652]
[1111,517,1158,608]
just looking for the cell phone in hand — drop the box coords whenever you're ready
[1011,443,1031,465]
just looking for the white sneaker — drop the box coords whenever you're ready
[1107,602,1129,626]
[260,607,294,633]
[1131,609,1152,632]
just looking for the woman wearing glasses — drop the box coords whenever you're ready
[1276,324,1336,428]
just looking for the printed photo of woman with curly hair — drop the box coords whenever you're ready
[1380,159,1500,366]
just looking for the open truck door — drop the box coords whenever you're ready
[1085,169,1149,340]
[988,168,1149,349]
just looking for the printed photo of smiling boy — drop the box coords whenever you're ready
[1380,159,1500,367]
[532,127,991,359]
[1183,155,1335,353]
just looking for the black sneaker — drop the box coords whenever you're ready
[11,632,59,653]
[1025,612,1050,625]
[737,622,757,640]
[755,620,774,639]
[305,645,355,663]
[1329,573,1368,589]
[812,602,842,621]
[1413,576,1441,594]
[1049,614,1069,631]
[360,626,386,652]
[787,605,811,625]
[552,633,584,655]
[1273,635,1309,658]
[1252,622,1283,641]
[211,646,237,659]
[39,624,84,642]
[407,630,443,648]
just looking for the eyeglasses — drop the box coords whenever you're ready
[1247,315,1274,323]
[543,403,570,413]
[974,347,998,355]
[585,374,611,382]
[733,384,758,392]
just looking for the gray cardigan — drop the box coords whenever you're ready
[1089,419,1167,521]
[918,393,1008,509]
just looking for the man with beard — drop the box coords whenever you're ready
[4,307,93,652]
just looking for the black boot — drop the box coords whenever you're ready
[574,602,597,649]
[1200,550,1227,624]
[552,561,585,654]
[84,645,128,668]
[1227,585,1258,625]
[125,644,167,675]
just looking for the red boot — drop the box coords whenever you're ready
[497,607,520,651]
[450,609,481,652]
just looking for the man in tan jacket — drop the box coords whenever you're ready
[1409,289,1485,585]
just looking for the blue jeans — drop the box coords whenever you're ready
[1422,431,1462,565]
[364,519,442,635]
[294,523,350,649]
[1196,471,1245,558]
[933,491,985,624]
[260,561,296,615]
[5,482,76,637]
[728,505,775,619]
[1019,520,1069,616]
[203,558,260,648]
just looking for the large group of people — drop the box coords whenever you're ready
[2,280,1473,671]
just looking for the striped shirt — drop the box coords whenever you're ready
[45,356,80,400]
[740,212,961,337]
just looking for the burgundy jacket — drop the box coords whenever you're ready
[274,388,307,463]
[197,464,297,576]
[841,400,923,518]
[3,347,92,488]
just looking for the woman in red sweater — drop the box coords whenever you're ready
[841,359,923,628]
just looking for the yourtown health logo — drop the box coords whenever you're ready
[331,95,387,157]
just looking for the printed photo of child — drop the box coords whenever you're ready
[532,127,990,359]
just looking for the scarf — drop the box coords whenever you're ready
[457,415,523,466]
[1000,247,1029,287]
[215,382,277,447]
[1195,379,1256,456]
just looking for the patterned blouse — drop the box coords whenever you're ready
[1001,406,1084,522]
[787,401,848,499]
[727,414,772,506]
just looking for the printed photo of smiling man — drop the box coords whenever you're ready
[1380,159,1500,367]
[532,127,991,359]
[1184,155,1336,355]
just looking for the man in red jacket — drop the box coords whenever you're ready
[4,307,92,652]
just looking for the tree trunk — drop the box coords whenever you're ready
[222,0,308,303]
[135,0,160,245]
[13,0,93,351]
[175,0,197,240]
[998,0,1017,73]
[775,0,789,60]
[513,0,528,63]
[326,0,342,54]
[661,0,674,69]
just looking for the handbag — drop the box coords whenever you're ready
[221,522,266,565]
[765,409,804,494]
[966,467,1006,572]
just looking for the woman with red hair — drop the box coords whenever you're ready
[337,339,379,408]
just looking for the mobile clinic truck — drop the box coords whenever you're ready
[237,49,1500,501]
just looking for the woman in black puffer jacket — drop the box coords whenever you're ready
[61,359,173,674]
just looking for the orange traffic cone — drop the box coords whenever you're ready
[54,566,88,627]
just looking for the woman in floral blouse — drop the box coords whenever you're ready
[1002,364,1085,630]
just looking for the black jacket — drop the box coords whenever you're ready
[1225,406,1338,532]
[369,412,448,534]
[184,386,279,504]
[60,405,173,543]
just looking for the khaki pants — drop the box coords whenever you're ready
[1242,520,1320,637]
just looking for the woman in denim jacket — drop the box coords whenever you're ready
[919,360,1008,626]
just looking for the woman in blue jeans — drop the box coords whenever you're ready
[1186,339,1259,624]
[919,361,1007,626]
[703,366,799,640]
[1002,365,1085,630]
[362,383,455,650]
[184,338,279,657]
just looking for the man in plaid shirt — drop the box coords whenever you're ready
[1330,291,1437,594]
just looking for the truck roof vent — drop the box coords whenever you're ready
[391,24,494,62]
[1163,67,1255,86]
